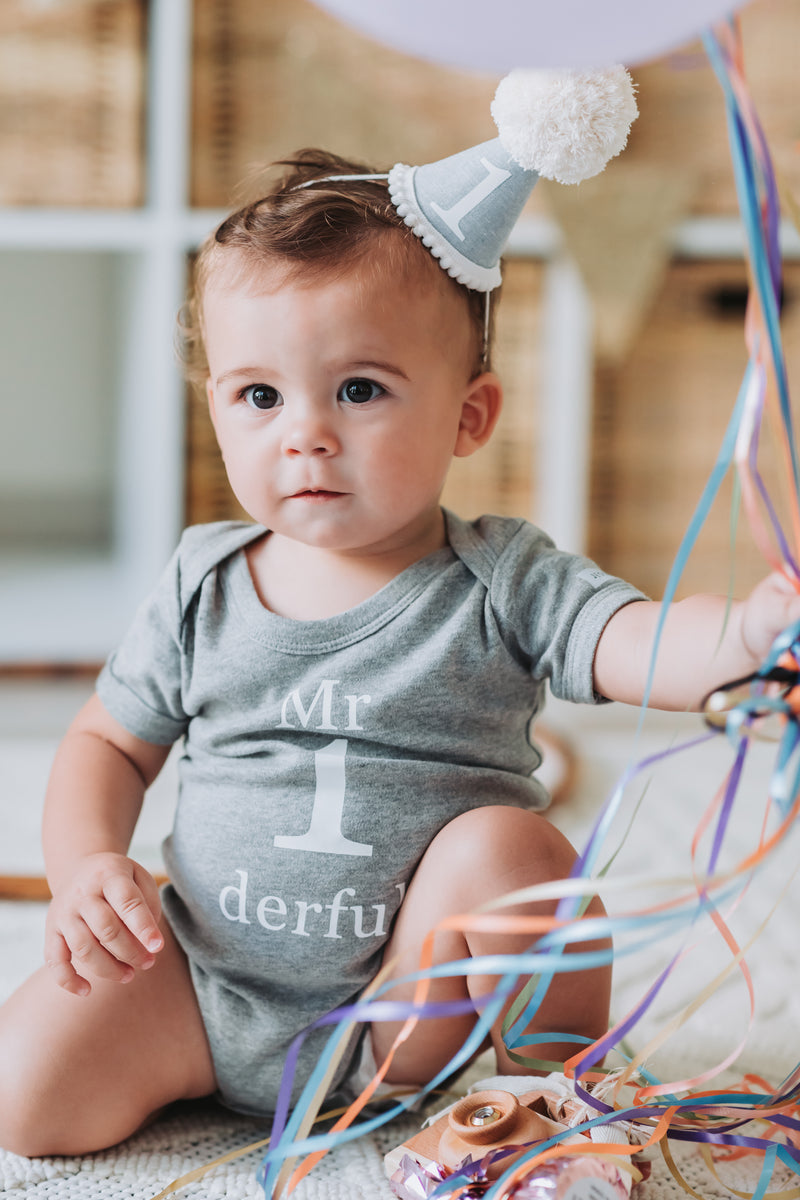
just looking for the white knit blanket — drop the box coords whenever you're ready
[2,706,798,1199]
[0,1087,793,1200]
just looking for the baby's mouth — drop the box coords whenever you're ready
[291,488,345,500]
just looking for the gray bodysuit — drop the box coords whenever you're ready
[96,509,645,1115]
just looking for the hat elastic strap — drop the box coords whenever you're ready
[292,173,390,189]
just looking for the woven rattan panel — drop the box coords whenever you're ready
[442,261,542,522]
[0,1,145,207]
[185,372,250,528]
[610,0,800,217]
[190,0,800,218]
[190,0,503,210]
[184,258,542,528]
[588,259,800,600]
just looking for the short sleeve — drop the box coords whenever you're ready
[96,544,190,745]
[489,522,647,704]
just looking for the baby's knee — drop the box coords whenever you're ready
[426,805,578,886]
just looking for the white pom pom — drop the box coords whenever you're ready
[491,66,638,185]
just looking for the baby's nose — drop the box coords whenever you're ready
[281,408,340,456]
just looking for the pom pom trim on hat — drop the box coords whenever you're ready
[387,163,502,293]
[491,65,638,185]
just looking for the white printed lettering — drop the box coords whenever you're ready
[429,157,512,242]
[219,869,251,924]
[351,903,388,939]
[293,899,323,936]
[277,679,338,730]
[273,739,373,856]
[345,693,371,730]
[256,894,287,931]
[217,873,401,940]
[325,887,356,938]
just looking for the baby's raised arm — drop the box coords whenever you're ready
[42,695,171,997]
[593,568,800,710]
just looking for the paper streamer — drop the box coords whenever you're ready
[246,21,800,1200]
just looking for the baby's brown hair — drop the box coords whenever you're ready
[178,148,495,392]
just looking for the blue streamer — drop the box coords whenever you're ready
[257,27,800,1199]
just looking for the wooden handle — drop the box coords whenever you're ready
[0,874,169,901]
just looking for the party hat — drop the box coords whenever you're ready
[388,66,638,292]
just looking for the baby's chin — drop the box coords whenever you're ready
[267,499,446,560]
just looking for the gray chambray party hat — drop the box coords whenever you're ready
[387,66,638,292]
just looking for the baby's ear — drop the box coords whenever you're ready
[454,373,503,458]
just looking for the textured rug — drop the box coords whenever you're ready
[0,1082,794,1200]
[1,699,798,1198]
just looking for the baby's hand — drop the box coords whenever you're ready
[740,569,800,666]
[44,853,164,996]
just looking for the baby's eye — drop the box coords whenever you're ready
[243,384,282,410]
[339,378,384,405]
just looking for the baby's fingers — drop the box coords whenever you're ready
[80,894,153,973]
[101,870,163,957]
[44,913,133,994]
[132,862,163,946]
[44,928,93,997]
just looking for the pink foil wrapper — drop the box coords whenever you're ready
[511,1157,630,1200]
[389,1152,486,1199]
[390,1151,630,1200]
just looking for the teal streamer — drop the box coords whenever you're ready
[703,30,800,498]
[260,28,800,1197]
[751,1141,779,1200]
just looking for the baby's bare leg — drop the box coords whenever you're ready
[373,806,611,1085]
[0,918,216,1157]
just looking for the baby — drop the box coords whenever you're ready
[0,146,798,1160]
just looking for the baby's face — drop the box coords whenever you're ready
[203,253,482,558]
